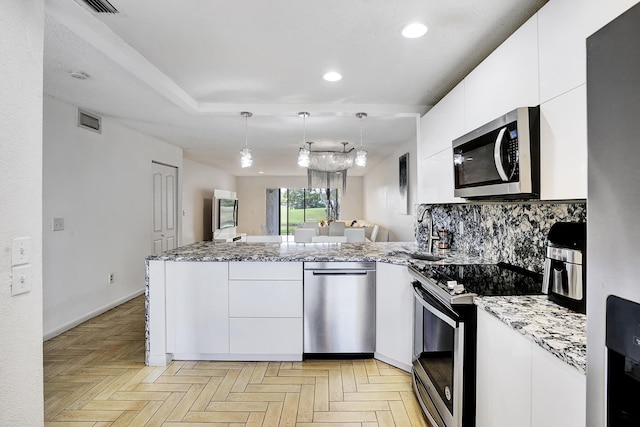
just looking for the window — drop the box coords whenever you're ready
[279,188,340,235]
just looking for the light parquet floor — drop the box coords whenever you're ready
[44,295,430,427]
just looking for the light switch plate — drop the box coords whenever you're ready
[52,217,64,231]
[11,265,32,296]
[12,237,31,266]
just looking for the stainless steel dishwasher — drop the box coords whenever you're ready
[303,261,376,355]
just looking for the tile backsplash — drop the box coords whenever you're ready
[415,201,587,273]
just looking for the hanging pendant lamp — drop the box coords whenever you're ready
[240,111,253,168]
[355,112,368,167]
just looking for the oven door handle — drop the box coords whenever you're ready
[412,282,458,328]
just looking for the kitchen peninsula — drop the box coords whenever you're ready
[145,241,585,386]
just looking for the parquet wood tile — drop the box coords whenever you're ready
[44,295,431,426]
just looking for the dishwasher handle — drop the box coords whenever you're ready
[310,270,370,276]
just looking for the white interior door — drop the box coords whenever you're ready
[152,162,178,255]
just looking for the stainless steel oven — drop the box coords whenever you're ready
[409,262,543,427]
[412,281,475,427]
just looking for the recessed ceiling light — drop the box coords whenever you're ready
[69,70,90,80]
[323,71,342,82]
[259,171,265,174]
[402,23,428,39]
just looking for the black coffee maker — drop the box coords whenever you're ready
[542,222,586,313]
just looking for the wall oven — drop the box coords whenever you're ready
[409,263,543,427]
[453,106,540,199]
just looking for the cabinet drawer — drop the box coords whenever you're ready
[229,280,302,317]
[229,318,302,355]
[229,261,302,281]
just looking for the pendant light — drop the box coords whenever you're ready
[240,111,253,168]
[355,112,368,167]
[297,112,311,167]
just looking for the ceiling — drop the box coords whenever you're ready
[43,0,548,177]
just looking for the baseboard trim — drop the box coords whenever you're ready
[43,289,145,341]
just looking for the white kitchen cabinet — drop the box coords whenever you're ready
[228,261,303,360]
[167,261,229,357]
[476,309,532,427]
[419,82,465,159]
[476,309,586,427]
[229,318,302,355]
[531,344,586,427]
[539,85,587,200]
[375,263,414,371]
[418,147,465,204]
[464,15,539,131]
[538,0,639,103]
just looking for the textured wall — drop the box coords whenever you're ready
[0,0,45,424]
[416,201,587,272]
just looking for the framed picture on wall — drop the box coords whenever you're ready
[399,152,410,214]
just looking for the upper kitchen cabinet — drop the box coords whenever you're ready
[539,85,587,200]
[464,16,539,132]
[419,82,465,159]
[538,0,640,103]
[417,147,465,204]
[417,83,465,204]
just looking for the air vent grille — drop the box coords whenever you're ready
[78,110,102,133]
[80,0,119,14]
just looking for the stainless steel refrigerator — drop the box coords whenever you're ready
[587,2,640,425]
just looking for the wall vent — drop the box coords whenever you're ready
[78,110,102,134]
[80,0,119,14]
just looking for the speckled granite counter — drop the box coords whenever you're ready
[146,240,487,265]
[474,295,586,374]
[146,241,585,374]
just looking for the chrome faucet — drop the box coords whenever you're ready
[417,207,439,253]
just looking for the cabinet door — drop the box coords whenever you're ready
[531,345,586,427]
[476,309,532,427]
[538,0,640,103]
[375,263,413,371]
[419,82,465,159]
[418,147,465,204]
[539,85,587,200]
[464,16,539,131]
[169,261,229,355]
[229,280,302,318]
[229,318,302,355]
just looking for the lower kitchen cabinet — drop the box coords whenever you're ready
[531,344,586,427]
[476,309,586,427]
[476,308,532,427]
[228,261,303,360]
[167,261,229,357]
[375,262,414,371]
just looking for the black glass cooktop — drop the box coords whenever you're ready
[413,262,543,297]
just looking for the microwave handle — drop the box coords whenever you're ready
[493,126,509,181]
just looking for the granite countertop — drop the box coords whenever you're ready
[474,295,587,374]
[147,240,585,373]
[146,240,488,265]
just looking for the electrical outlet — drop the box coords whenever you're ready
[458,222,464,236]
[52,217,64,231]
[108,273,114,284]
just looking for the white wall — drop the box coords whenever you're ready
[363,137,418,242]
[235,176,363,235]
[42,95,183,339]
[182,158,236,244]
[0,0,45,424]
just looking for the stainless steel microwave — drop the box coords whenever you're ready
[453,106,540,199]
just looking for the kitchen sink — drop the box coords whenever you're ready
[386,250,444,262]
[409,253,444,261]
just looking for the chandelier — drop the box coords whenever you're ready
[296,112,368,193]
